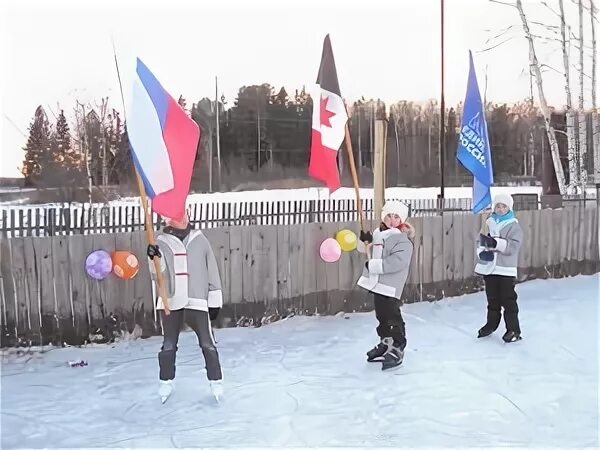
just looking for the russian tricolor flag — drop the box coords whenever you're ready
[126,58,200,221]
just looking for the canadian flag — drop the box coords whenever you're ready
[308,35,348,193]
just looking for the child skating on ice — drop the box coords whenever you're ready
[475,193,524,343]
[357,200,415,370]
[147,212,224,403]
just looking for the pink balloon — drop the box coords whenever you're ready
[320,238,342,263]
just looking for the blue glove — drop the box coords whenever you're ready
[479,250,494,262]
[479,233,497,249]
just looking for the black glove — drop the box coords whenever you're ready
[479,233,497,249]
[147,244,161,259]
[478,250,494,262]
[209,307,220,321]
[360,230,373,243]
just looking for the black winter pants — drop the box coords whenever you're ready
[483,275,521,333]
[158,309,222,381]
[374,293,407,351]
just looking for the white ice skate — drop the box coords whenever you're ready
[159,380,173,404]
[209,380,224,403]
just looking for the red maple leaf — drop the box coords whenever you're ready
[320,95,336,128]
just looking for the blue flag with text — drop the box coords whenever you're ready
[456,51,494,213]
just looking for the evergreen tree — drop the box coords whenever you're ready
[21,106,52,187]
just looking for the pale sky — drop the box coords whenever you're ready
[0,0,592,178]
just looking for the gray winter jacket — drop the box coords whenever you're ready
[149,230,223,311]
[357,228,413,300]
[474,216,523,277]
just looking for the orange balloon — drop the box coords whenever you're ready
[111,251,139,280]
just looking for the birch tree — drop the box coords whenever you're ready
[577,0,588,190]
[591,0,600,184]
[558,0,579,192]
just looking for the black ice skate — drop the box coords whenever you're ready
[366,341,387,362]
[502,330,522,343]
[477,326,495,338]
[381,340,404,371]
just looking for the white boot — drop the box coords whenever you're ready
[159,380,173,404]
[209,379,224,402]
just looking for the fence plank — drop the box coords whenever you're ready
[22,238,42,337]
[443,214,455,286]
[452,214,464,282]
[9,239,28,341]
[228,228,243,304]
[68,234,96,337]
[204,228,231,304]
[302,223,320,297]
[430,216,444,283]
[0,239,16,338]
[276,224,292,302]
[288,224,305,301]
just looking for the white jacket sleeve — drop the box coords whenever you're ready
[206,245,223,308]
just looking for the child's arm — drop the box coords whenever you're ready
[367,238,412,275]
[494,223,523,256]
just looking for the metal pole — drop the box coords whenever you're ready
[215,76,221,189]
[439,0,446,206]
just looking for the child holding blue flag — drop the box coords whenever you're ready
[475,193,523,343]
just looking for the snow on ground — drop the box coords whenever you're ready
[0,185,557,209]
[1,275,598,448]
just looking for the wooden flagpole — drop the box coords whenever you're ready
[111,41,171,315]
[343,105,365,232]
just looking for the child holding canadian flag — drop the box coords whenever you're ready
[357,200,415,371]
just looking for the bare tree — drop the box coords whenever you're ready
[559,0,579,192]
[591,0,600,184]
[512,0,567,193]
[73,101,93,205]
[578,0,588,190]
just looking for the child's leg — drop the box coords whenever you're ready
[501,277,521,333]
[185,309,223,381]
[159,309,185,381]
[375,294,406,350]
[481,275,502,332]
[388,298,407,351]
[373,293,389,340]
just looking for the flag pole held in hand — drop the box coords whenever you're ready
[111,41,200,314]
[307,34,365,233]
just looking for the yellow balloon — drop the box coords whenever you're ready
[335,229,358,252]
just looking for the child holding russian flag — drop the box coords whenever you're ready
[147,212,224,403]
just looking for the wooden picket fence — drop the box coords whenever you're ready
[0,197,473,237]
[0,206,597,346]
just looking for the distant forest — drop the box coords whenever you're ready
[19,83,596,199]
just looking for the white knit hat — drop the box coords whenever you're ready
[381,200,409,222]
[492,193,514,210]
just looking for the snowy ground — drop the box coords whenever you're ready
[1,275,598,449]
[0,185,555,208]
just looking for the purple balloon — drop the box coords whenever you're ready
[85,250,113,280]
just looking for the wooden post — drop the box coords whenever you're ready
[373,102,388,228]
